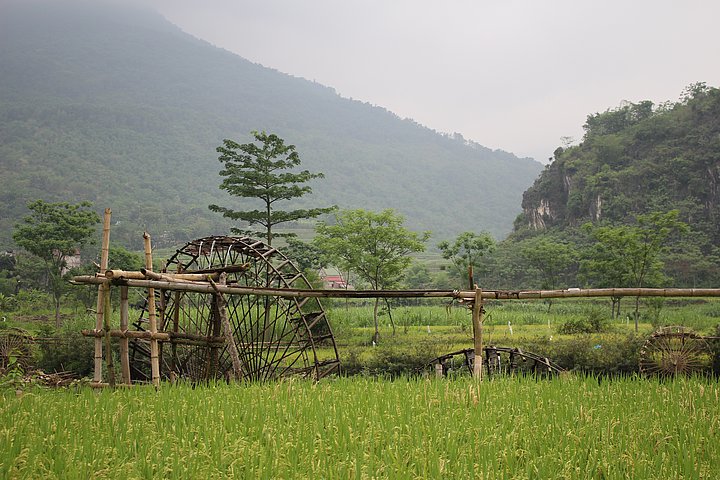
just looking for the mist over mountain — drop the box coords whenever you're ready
[0,1,542,249]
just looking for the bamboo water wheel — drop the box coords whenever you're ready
[639,326,713,377]
[429,346,563,377]
[128,236,340,382]
[0,328,35,371]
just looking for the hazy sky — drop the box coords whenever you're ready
[148,0,719,162]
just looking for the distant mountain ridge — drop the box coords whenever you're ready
[0,0,542,249]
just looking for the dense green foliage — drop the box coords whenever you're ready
[518,85,720,236]
[2,377,719,478]
[437,231,496,286]
[12,200,99,326]
[315,209,429,341]
[510,85,720,287]
[0,1,541,250]
[209,131,334,245]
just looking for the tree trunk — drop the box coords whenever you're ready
[610,296,621,319]
[384,298,396,336]
[372,298,380,344]
[54,296,61,329]
[634,295,640,332]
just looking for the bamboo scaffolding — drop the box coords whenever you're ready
[73,216,720,388]
[143,233,160,387]
[93,208,111,383]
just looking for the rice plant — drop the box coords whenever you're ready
[2,375,719,479]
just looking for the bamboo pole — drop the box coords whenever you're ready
[106,269,218,282]
[471,288,483,380]
[82,329,226,347]
[103,282,116,387]
[119,285,131,385]
[82,329,217,341]
[73,276,463,298]
[93,208,111,384]
[210,273,244,381]
[143,232,160,388]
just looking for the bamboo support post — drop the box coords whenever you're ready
[103,282,116,387]
[472,288,484,380]
[119,285,131,384]
[210,273,244,381]
[144,232,160,388]
[93,208,111,384]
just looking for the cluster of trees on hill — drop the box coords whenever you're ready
[499,84,720,290]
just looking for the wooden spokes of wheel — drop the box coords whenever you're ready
[0,328,34,371]
[639,326,712,377]
[429,346,563,377]
[129,236,340,382]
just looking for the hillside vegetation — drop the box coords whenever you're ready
[482,85,720,289]
[517,84,720,246]
[0,1,541,250]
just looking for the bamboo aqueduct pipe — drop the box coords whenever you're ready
[72,275,720,301]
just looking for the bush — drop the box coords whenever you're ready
[522,334,646,375]
[557,309,610,334]
[14,289,52,316]
[37,332,94,376]
[341,338,450,377]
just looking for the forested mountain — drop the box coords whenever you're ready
[483,85,720,290]
[0,1,542,250]
[516,84,720,249]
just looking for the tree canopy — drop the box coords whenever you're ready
[313,209,429,342]
[437,231,495,287]
[580,210,688,328]
[209,131,335,245]
[12,200,99,326]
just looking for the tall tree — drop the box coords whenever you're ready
[580,210,688,329]
[314,209,429,343]
[209,131,335,245]
[12,200,99,327]
[517,236,577,289]
[437,231,495,286]
[518,236,577,311]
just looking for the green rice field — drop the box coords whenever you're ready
[2,375,719,479]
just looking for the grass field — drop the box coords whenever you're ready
[2,375,719,479]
